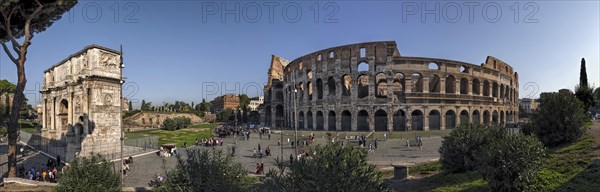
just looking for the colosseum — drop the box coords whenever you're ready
[260,41,519,131]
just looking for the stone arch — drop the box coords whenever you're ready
[316,111,324,130]
[357,110,369,131]
[428,62,440,70]
[392,73,405,100]
[472,78,480,95]
[460,65,469,73]
[374,109,387,131]
[59,99,68,114]
[472,110,480,124]
[492,110,498,125]
[429,110,441,130]
[328,111,336,130]
[316,78,323,100]
[265,106,272,127]
[306,111,313,129]
[445,110,456,129]
[328,77,336,97]
[357,75,369,99]
[429,74,441,93]
[483,110,490,125]
[299,111,305,129]
[393,110,406,131]
[412,73,423,93]
[307,81,313,100]
[445,75,456,94]
[358,61,369,72]
[376,73,388,98]
[460,110,469,124]
[411,110,424,131]
[341,110,351,131]
[341,74,352,96]
[298,82,304,99]
[275,105,284,127]
[492,82,499,97]
[483,80,490,96]
[460,78,468,94]
[499,110,504,127]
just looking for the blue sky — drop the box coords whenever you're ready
[0,1,598,107]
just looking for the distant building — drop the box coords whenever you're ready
[519,98,539,114]
[210,94,239,113]
[248,96,264,111]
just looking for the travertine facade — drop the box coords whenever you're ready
[40,45,122,159]
[262,41,519,131]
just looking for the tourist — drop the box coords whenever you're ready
[253,148,257,158]
[384,133,387,141]
[289,154,294,165]
[374,139,378,149]
[406,138,410,148]
[368,143,374,154]
[255,163,261,174]
[42,170,47,182]
[56,155,61,169]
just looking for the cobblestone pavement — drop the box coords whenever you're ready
[121,131,442,187]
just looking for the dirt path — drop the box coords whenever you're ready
[588,121,600,156]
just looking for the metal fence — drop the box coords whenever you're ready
[19,131,158,162]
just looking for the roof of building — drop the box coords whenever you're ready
[44,44,121,73]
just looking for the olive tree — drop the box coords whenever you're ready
[266,143,391,192]
[55,153,121,192]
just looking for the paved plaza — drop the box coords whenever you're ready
[1,130,443,187]
[120,130,442,187]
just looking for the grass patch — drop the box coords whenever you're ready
[527,134,598,191]
[187,123,219,129]
[411,161,442,176]
[125,124,217,147]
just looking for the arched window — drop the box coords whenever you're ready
[412,73,423,93]
[445,75,455,94]
[316,79,323,99]
[460,78,468,94]
[428,62,440,70]
[341,75,352,96]
[472,78,480,95]
[429,74,440,93]
[376,73,387,98]
[327,77,336,97]
[358,62,369,72]
[357,75,369,98]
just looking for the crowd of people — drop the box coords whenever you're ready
[17,155,62,183]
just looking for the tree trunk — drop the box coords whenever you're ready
[7,45,28,177]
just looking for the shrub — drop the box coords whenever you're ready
[438,123,505,173]
[162,117,191,131]
[476,134,546,192]
[150,148,251,192]
[524,92,586,147]
[266,143,391,192]
[55,153,121,192]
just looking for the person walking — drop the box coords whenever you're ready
[406,138,410,148]
[252,148,257,158]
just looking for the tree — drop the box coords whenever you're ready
[162,117,191,131]
[476,134,546,192]
[523,92,587,147]
[266,143,391,192]
[55,153,121,192]
[0,80,16,116]
[238,94,250,108]
[0,0,77,177]
[575,58,597,112]
[217,108,234,122]
[128,101,133,111]
[439,123,506,173]
[150,148,252,192]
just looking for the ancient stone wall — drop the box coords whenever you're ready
[262,41,519,131]
[123,112,204,129]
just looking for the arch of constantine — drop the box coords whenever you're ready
[40,44,122,160]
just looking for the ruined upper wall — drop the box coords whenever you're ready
[43,45,121,90]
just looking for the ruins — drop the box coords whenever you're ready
[261,41,519,131]
[40,45,123,160]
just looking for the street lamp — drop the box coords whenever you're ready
[119,45,125,185]
[293,73,298,158]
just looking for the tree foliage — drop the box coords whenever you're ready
[439,123,506,173]
[150,148,251,192]
[162,116,191,131]
[217,108,234,122]
[55,153,121,192]
[523,92,586,147]
[0,79,15,94]
[266,143,391,192]
[238,94,250,108]
[477,134,546,192]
